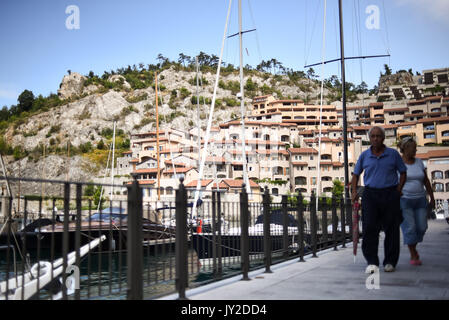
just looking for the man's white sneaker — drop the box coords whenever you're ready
[384,264,395,272]
[365,264,379,274]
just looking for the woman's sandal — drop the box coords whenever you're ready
[410,253,422,266]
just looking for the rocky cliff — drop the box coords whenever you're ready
[3,65,337,192]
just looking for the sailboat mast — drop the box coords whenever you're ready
[196,57,201,168]
[110,121,116,201]
[155,72,161,201]
[338,0,350,208]
[238,0,250,194]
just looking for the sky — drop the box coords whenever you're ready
[0,0,448,108]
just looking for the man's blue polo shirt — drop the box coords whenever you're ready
[354,145,406,189]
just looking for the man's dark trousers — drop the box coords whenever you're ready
[361,186,402,267]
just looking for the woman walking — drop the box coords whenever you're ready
[398,137,435,265]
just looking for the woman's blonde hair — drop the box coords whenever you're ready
[398,136,417,153]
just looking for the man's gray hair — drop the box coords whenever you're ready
[368,126,385,138]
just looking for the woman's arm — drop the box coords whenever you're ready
[423,169,435,209]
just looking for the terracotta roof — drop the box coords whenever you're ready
[408,99,427,106]
[417,116,449,124]
[160,149,182,154]
[219,179,259,189]
[205,156,226,163]
[405,113,427,118]
[164,167,196,174]
[288,148,319,154]
[397,121,418,127]
[332,162,344,167]
[426,149,449,158]
[164,160,186,167]
[126,180,156,185]
[426,96,442,102]
[369,102,384,107]
[133,168,159,174]
[283,119,339,124]
[184,179,214,188]
[292,162,308,166]
[385,107,408,112]
[417,149,449,160]
[123,150,133,154]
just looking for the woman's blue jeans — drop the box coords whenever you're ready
[400,196,428,245]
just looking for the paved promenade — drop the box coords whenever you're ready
[164,219,449,300]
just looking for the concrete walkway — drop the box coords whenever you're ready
[170,219,449,300]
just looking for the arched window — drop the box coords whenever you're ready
[295,176,307,185]
[432,171,443,179]
[433,183,444,192]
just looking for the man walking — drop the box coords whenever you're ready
[351,126,407,273]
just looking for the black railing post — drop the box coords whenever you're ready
[332,195,338,251]
[296,193,305,262]
[216,191,222,277]
[310,192,318,258]
[321,197,328,250]
[175,178,188,299]
[263,187,272,273]
[127,176,143,300]
[211,191,217,278]
[282,195,289,259]
[340,194,346,248]
[74,183,82,300]
[346,194,353,243]
[240,184,250,281]
[62,182,70,300]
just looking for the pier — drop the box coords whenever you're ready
[1,175,448,300]
[164,219,449,300]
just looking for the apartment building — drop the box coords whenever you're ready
[416,149,449,206]
[251,95,339,129]
[375,68,449,101]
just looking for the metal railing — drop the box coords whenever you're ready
[0,175,356,300]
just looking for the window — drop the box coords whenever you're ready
[272,188,279,196]
[433,183,444,192]
[309,167,316,171]
[310,156,314,160]
[432,171,443,179]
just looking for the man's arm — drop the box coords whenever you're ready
[351,173,360,202]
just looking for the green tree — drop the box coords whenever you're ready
[383,64,392,76]
[93,186,106,207]
[18,90,35,113]
[84,184,95,197]
[332,179,344,202]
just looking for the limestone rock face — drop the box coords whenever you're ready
[108,75,131,90]
[379,72,414,92]
[58,72,87,99]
